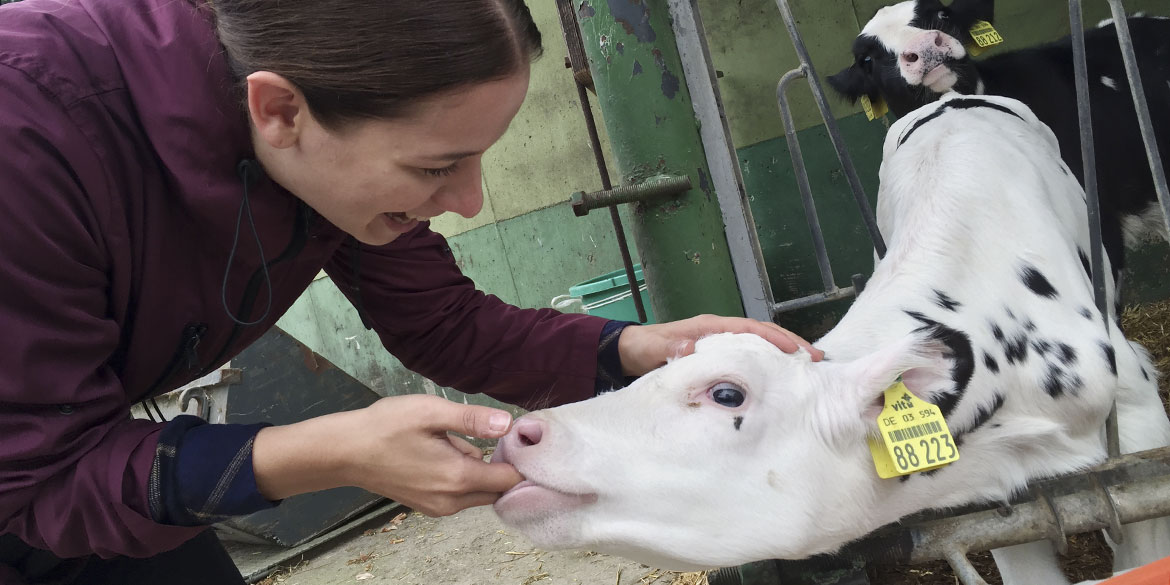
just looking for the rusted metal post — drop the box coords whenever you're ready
[574,0,746,321]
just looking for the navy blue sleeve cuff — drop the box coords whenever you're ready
[149,415,279,526]
[595,320,638,395]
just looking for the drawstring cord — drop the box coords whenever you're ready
[136,159,272,423]
[222,159,273,326]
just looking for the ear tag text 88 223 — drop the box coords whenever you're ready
[867,381,960,478]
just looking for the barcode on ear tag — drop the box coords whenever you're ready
[867,382,960,478]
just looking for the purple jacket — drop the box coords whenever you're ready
[0,0,609,561]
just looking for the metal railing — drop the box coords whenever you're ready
[766,0,888,316]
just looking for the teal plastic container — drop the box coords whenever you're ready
[568,264,657,324]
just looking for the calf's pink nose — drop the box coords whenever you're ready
[513,417,546,447]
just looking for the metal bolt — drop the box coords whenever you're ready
[570,175,693,217]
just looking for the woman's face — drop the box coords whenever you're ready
[258,69,530,245]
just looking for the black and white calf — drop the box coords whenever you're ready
[827,0,1170,277]
[491,95,1170,584]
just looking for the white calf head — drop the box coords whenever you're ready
[492,333,943,570]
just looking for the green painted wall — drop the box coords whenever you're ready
[429,0,620,236]
[277,205,640,414]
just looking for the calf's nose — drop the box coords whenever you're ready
[513,417,546,447]
[491,417,549,465]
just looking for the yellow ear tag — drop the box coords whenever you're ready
[966,20,1003,56]
[860,94,888,121]
[867,381,960,479]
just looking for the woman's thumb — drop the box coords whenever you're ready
[440,402,514,439]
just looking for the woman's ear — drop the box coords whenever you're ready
[245,71,307,149]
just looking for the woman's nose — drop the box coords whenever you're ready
[435,160,485,218]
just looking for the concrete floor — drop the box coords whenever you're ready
[236,504,697,585]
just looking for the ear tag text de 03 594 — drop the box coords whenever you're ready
[860,94,888,121]
[867,381,960,478]
[965,20,1003,57]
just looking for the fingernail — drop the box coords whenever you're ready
[489,413,511,433]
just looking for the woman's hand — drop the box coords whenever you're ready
[617,314,823,376]
[253,394,524,517]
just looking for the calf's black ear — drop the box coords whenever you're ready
[949,0,994,25]
[827,66,866,103]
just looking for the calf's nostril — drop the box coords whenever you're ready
[934,34,944,47]
[515,419,544,447]
[903,52,919,63]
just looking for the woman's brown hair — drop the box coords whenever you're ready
[210,0,543,128]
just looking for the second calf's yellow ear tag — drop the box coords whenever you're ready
[966,20,1003,56]
[860,95,888,121]
[867,381,960,479]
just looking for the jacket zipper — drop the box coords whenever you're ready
[144,322,207,397]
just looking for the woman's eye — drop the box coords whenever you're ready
[709,383,746,408]
[422,163,458,178]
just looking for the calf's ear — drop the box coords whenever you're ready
[827,66,866,103]
[837,335,953,417]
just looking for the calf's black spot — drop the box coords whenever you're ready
[904,311,974,418]
[983,352,1000,374]
[1043,364,1083,398]
[1021,265,1059,299]
[1004,331,1029,365]
[734,416,744,431]
[991,322,1005,341]
[1080,307,1093,320]
[934,290,962,312]
[1099,342,1117,376]
[1057,343,1077,366]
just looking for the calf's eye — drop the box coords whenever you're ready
[937,10,949,19]
[709,383,746,408]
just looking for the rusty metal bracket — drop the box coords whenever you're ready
[178,367,242,420]
[1091,471,1126,544]
[570,175,693,217]
[1033,486,1070,555]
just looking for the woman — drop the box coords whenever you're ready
[0,0,818,582]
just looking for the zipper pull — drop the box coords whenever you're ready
[184,324,206,370]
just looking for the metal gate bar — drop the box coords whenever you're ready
[773,67,864,314]
[825,446,1170,585]
[555,0,648,323]
[667,0,776,323]
[1104,0,1170,234]
[772,0,887,262]
[1069,0,1170,458]
[1068,0,1119,459]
